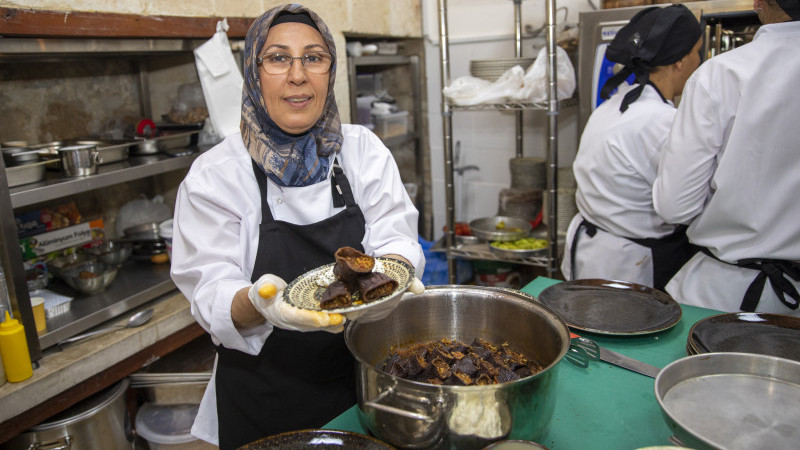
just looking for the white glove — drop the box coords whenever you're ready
[248,274,345,333]
[351,277,426,323]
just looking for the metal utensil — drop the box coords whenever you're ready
[57,308,154,350]
[565,333,600,368]
[598,347,661,378]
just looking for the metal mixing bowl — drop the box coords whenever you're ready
[84,240,132,266]
[63,261,119,295]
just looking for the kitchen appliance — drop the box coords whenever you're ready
[577,0,758,132]
[4,379,132,450]
[344,285,570,449]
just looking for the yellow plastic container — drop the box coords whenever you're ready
[0,311,33,382]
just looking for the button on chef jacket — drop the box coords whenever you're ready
[169,125,426,445]
[561,83,680,286]
[653,21,800,314]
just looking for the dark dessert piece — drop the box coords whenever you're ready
[380,337,543,386]
[319,280,352,310]
[357,272,398,302]
[333,246,375,283]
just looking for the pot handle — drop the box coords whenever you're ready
[365,386,437,422]
[92,150,103,165]
[27,435,72,450]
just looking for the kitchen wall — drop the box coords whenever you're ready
[421,0,596,238]
[0,0,424,123]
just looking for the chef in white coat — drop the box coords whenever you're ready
[653,0,800,314]
[561,4,702,291]
[169,5,424,449]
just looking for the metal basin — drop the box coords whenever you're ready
[345,285,569,449]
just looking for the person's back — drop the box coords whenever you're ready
[653,0,800,314]
[561,4,702,290]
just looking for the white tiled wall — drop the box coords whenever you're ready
[422,0,592,238]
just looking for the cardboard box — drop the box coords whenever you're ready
[19,219,104,260]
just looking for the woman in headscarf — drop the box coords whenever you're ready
[653,0,800,314]
[169,5,424,448]
[560,4,702,291]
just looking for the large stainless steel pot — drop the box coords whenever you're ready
[345,285,570,450]
[4,379,132,449]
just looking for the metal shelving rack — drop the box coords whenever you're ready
[437,0,562,282]
[0,37,216,360]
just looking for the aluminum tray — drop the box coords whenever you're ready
[76,140,132,165]
[656,352,800,450]
[6,159,58,187]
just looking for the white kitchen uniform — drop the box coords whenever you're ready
[562,83,682,288]
[653,21,800,314]
[170,124,425,445]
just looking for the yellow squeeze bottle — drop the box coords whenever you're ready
[0,311,33,382]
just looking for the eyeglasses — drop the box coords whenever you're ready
[256,51,333,75]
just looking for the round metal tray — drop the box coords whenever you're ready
[469,216,532,242]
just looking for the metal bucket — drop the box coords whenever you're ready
[5,379,132,450]
[344,285,570,449]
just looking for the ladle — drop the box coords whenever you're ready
[56,308,154,350]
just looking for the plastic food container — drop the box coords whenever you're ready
[373,110,409,139]
[135,403,215,449]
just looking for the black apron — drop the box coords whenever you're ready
[215,159,365,450]
[570,219,696,292]
[698,247,800,312]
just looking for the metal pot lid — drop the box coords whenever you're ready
[30,379,129,431]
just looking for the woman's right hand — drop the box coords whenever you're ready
[247,274,345,333]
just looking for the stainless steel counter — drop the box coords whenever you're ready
[0,290,199,439]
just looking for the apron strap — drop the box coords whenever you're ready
[251,159,275,222]
[700,247,800,311]
[330,158,357,208]
[570,219,599,280]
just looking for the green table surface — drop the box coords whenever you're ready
[324,277,722,449]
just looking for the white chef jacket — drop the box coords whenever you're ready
[653,21,800,314]
[561,83,680,287]
[169,125,425,444]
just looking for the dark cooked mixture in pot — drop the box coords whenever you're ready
[382,337,543,385]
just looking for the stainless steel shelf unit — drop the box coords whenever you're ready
[438,0,562,281]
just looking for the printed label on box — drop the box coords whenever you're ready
[19,219,104,260]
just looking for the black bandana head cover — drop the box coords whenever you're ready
[777,0,800,20]
[241,4,342,187]
[600,4,702,112]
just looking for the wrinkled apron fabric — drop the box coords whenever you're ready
[215,160,365,450]
[698,247,800,312]
[571,219,696,292]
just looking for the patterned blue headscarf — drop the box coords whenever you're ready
[241,4,342,187]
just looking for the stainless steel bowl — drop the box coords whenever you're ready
[469,216,532,242]
[63,261,119,295]
[83,240,133,266]
[345,285,570,449]
[123,222,161,241]
[48,253,98,279]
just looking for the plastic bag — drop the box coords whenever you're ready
[512,46,576,103]
[116,195,173,237]
[194,19,243,139]
[443,66,525,106]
